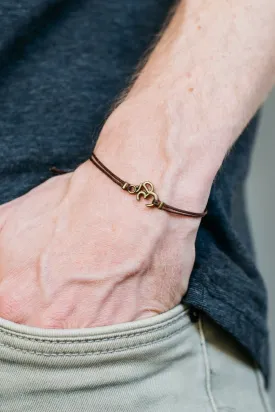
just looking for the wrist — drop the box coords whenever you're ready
[95,98,217,217]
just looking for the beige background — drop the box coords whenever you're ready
[247,89,275,405]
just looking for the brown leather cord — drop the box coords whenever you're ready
[50,154,207,218]
[90,152,125,187]
[50,166,73,175]
[89,152,207,219]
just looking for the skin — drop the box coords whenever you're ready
[0,0,274,328]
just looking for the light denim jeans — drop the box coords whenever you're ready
[0,304,272,411]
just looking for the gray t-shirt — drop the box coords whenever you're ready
[0,0,269,385]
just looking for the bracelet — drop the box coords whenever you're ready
[89,152,207,219]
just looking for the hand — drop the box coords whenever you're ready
[0,149,205,329]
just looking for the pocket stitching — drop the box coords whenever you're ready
[0,320,191,357]
[0,309,189,344]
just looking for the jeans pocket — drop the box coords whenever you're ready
[0,304,193,412]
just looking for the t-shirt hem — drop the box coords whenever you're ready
[183,273,270,388]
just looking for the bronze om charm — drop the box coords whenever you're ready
[124,181,159,207]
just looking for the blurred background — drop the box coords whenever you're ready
[247,89,275,405]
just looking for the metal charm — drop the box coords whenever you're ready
[124,181,159,207]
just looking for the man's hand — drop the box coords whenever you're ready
[0,0,275,328]
[0,131,208,328]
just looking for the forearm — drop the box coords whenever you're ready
[130,0,275,153]
[3,0,275,328]
[96,0,275,214]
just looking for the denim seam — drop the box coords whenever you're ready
[0,321,190,357]
[0,310,189,344]
[198,315,218,412]
[254,365,272,412]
